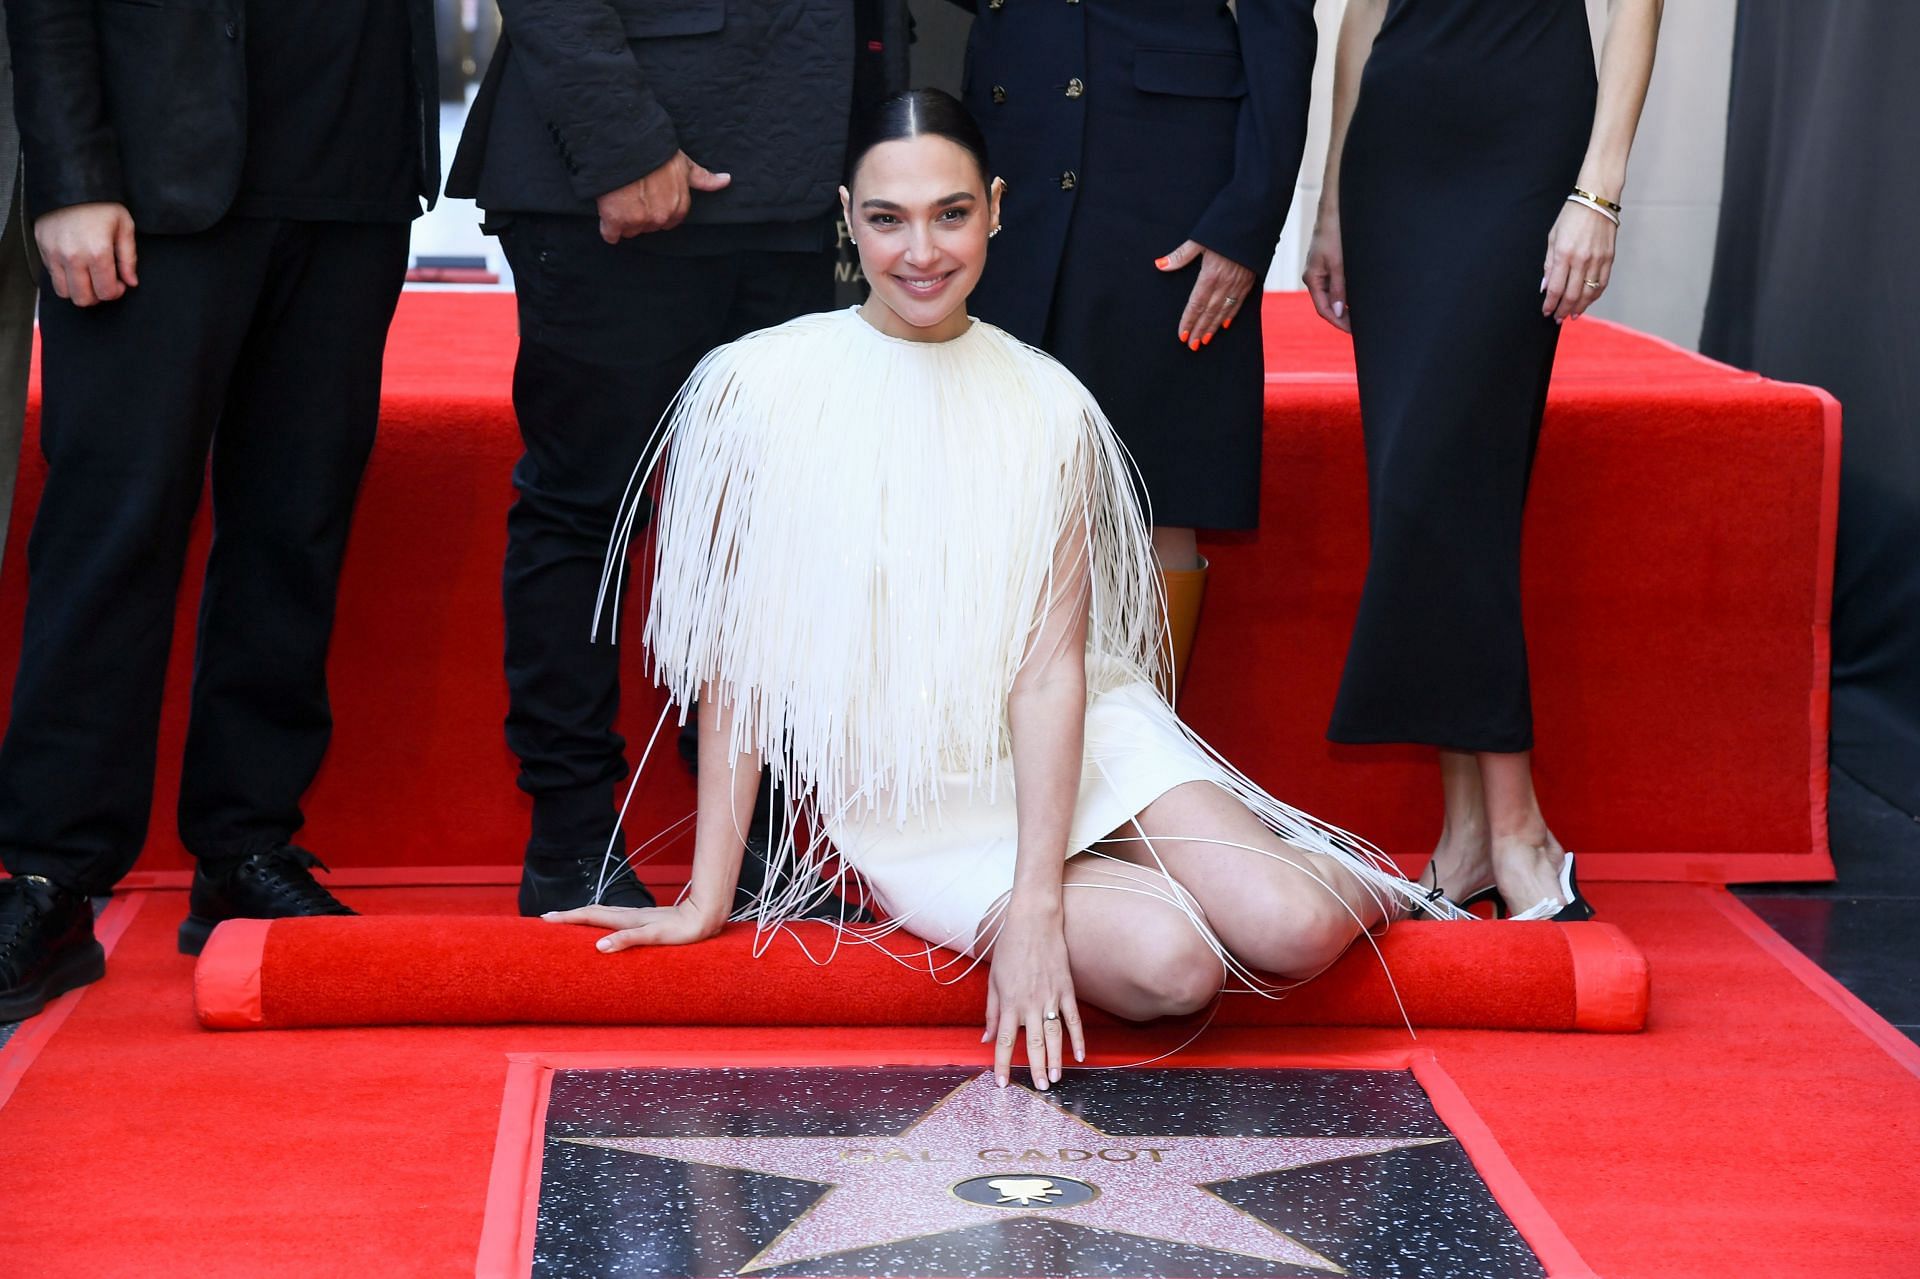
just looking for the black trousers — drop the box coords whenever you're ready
[497,216,831,861]
[0,218,409,893]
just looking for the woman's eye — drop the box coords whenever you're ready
[868,214,899,227]
[939,209,969,223]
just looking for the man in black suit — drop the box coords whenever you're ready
[0,1,441,1020]
[449,1,906,915]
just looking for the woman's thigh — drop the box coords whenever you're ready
[1094,782,1376,977]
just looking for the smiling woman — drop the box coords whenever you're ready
[549,89,1461,1093]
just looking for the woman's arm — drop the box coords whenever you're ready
[544,685,761,949]
[1163,0,1320,349]
[989,515,1095,1090]
[1302,0,1389,332]
[1543,0,1665,322]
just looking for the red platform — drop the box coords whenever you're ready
[0,292,1838,883]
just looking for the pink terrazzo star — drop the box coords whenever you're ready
[565,1070,1443,1274]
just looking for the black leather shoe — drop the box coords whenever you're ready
[1,875,106,1021]
[518,855,659,916]
[178,845,356,956]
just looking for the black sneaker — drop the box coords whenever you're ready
[518,854,659,916]
[0,875,106,1021]
[178,845,356,956]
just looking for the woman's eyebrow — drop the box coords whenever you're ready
[859,193,978,211]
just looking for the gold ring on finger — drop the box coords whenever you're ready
[1584,279,1603,289]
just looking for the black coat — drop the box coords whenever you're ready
[951,0,1318,531]
[3,0,440,235]
[449,0,909,220]
[955,0,1314,344]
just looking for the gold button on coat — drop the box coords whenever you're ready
[1065,78,1085,98]
[992,85,1007,104]
[1060,171,1078,191]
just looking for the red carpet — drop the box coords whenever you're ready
[1,883,1914,1278]
[192,915,1648,1033]
[0,293,1839,883]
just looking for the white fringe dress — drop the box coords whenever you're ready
[606,308,1438,969]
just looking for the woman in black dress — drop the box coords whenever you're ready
[1304,0,1664,918]
[952,0,1320,693]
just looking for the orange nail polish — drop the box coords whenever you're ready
[1202,333,1213,346]
[1223,317,1233,330]
[1156,257,1170,269]
[1179,330,1189,343]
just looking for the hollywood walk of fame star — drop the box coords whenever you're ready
[563,1070,1447,1275]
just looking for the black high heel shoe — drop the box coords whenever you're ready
[1506,852,1595,922]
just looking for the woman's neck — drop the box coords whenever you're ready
[858,296,972,344]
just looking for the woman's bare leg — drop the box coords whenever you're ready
[1097,781,1394,979]
[1151,526,1200,571]
[1424,749,1493,898]
[1477,750,1569,914]
[975,854,1228,1022]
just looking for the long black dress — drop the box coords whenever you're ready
[1328,0,1596,752]
[957,0,1318,531]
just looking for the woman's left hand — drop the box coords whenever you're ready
[1541,201,1619,324]
[1157,241,1255,351]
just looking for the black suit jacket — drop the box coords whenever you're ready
[4,0,440,234]
[449,0,908,220]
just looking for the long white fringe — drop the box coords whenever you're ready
[594,309,1465,1020]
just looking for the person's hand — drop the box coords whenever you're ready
[983,905,1084,1090]
[1156,240,1255,351]
[1541,200,1618,324]
[35,203,139,307]
[543,898,723,950]
[596,151,732,244]
[1302,212,1351,333]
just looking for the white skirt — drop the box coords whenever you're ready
[826,681,1231,956]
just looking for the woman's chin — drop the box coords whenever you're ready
[874,287,972,338]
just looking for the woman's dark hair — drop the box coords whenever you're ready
[846,88,991,186]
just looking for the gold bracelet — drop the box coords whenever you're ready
[1570,186,1623,214]
[1565,193,1621,226]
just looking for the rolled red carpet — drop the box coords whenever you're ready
[194,915,1647,1032]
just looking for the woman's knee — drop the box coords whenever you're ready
[1110,921,1224,1020]
[1248,887,1362,978]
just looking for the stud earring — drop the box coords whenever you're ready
[988,225,1002,239]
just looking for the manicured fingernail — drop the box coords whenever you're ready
[595,938,613,951]
[1201,333,1213,346]
[1223,317,1232,330]
[997,1075,1007,1088]
[1155,256,1170,268]
[1076,1048,1085,1062]
[1332,301,1345,318]
[1051,1066,1062,1082]
[1178,330,1189,343]
[1189,339,1200,351]
[1540,276,1547,292]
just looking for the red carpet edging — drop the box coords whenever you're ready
[1707,887,1920,1081]
[190,914,1650,1033]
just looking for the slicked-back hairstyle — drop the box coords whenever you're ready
[846,88,991,187]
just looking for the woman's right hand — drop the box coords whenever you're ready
[1303,212,1352,333]
[543,899,723,951]
[984,905,1085,1091]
